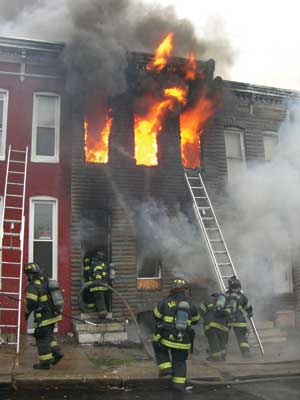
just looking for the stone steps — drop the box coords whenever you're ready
[73,313,128,344]
[249,320,288,349]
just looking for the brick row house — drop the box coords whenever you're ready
[0,37,298,339]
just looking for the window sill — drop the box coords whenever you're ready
[31,156,59,163]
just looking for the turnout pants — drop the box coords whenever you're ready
[153,341,188,389]
[34,324,62,365]
[232,326,250,354]
[206,327,228,360]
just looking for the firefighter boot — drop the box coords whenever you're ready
[52,351,64,365]
[33,362,51,369]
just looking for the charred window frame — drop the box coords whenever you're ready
[263,131,279,161]
[31,92,60,163]
[0,89,8,161]
[224,126,246,183]
[29,196,58,279]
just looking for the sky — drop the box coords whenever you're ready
[143,0,300,91]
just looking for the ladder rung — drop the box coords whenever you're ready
[3,233,20,237]
[0,291,19,296]
[0,325,17,328]
[202,217,214,220]
[0,276,20,279]
[214,251,227,254]
[7,182,24,186]
[209,239,223,242]
[6,194,23,198]
[4,219,22,223]
[187,177,199,179]
[10,160,25,164]
[197,207,210,210]
[0,307,18,311]
[195,197,207,199]
[191,186,203,189]
[1,246,21,250]
[10,150,26,153]
[222,275,234,279]
[8,171,24,174]
[218,263,232,266]
[5,207,22,210]
[206,228,218,231]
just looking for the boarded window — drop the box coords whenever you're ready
[224,127,246,183]
[263,131,278,161]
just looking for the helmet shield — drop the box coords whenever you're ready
[172,278,189,291]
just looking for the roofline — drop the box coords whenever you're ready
[0,36,65,53]
[224,79,300,98]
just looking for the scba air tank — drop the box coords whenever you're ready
[175,301,190,334]
[48,279,64,314]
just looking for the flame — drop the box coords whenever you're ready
[134,87,187,166]
[180,88,220,168]
[185,52,197,81]
[84,115,112,163]
[147,33,174,72]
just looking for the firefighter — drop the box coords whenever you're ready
[24,262,63,369]
[89,250,112,319]
[83,254,94,282]
[199,292,231,362]
[152,278,200,392]
[226,276,253,357]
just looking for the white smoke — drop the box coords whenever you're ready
[220,100,300,315]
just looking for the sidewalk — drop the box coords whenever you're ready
[1,335,300,392]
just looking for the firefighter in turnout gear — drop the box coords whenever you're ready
[226,276,253,357]
[86,250,113,319]
[24,262,63,369]
[199,292,231,362]
[152,278,200,392]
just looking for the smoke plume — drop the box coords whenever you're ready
[220,100,300,316]
[0,0,234,97]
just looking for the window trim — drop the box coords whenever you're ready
[28,196,58,280]
[31,92,60,163]
[263,130,279,161]
[0,89,9,161]
[224,126,246,162]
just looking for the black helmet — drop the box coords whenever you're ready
[228,276,241,290]
[172,278,189,291]
[24,262,40,275]
[96,250,106,260]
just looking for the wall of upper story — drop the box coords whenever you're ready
[0,39,72,332]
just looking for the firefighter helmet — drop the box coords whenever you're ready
[172,278,189,291]
[228,276,241,290]
[24,262,40,275]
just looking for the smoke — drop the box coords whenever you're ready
[0,0,234,97]
[220,100,300,315]
[135,199,212,281]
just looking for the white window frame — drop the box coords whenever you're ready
[28,196,58,280]
[224,126,246,182]
[31,92,60,163]
[0,89,9,161]
[263,130,279,162]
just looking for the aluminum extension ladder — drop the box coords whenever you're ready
[184,168,264,355]
[0,145,28,353]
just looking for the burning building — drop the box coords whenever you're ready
[0,34,299,345]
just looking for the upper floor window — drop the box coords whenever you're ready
[0,90,8,160]
[224,127,246,183]
[263,131,279,161]
[31,93,60,162]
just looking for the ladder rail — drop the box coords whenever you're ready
[16,146,28,354]
[185,169,264,356]
[0,145,12,245]
[196,172,239,279]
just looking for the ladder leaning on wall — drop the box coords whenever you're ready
[184,168,264,356]
[0,145,28,353]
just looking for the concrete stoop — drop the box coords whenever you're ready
[73,313,128,345]
[249,320,288,351]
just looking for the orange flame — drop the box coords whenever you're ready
[85,115,112,163]
[185,52,197,81]
[134,89,186,166]
[147,33,174,72]
[180,88,220,168]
